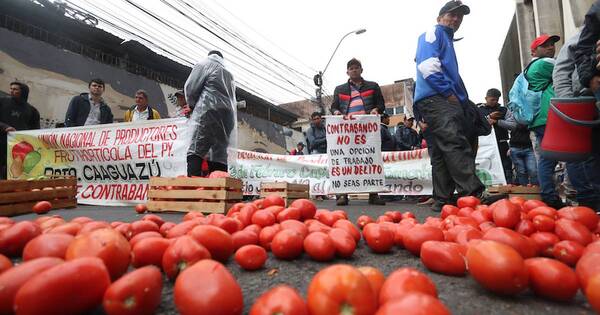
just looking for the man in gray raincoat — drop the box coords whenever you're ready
[184,50,236,176]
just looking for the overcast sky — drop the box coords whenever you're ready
[64,0,516,106]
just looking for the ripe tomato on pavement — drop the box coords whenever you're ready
[420,241,466,276]
[457,196,480,208]
[134,204,147,214]
[189,225,234,262]
[129,231,163,248]
[262,194,286,208]
[441,205,459,219]
[32,201,52,214]
[357,266,385,302]
[515,219,536,236]
[303,232,335,262]
[289,199,317,221]
[492,199,521,229]
[271,229,304,260]
[403,225,445,256]
[356,215,374,230]
[22,233,74,261]
[466,240,529,295]
[0,257,63,314]
[328,228,356,258]
[162,235,211,280]
[374,293,451,315]
[280,220,309,239]
[0,221,41,257]
[586,274,600,313]
[483,227,538,258]
[552,240,584,266]
[103,266,163,315]
[252,209,277,227]
[530,232,560,257]
[307,264,377,315]
[576,252,600,290]
[558,206,599,231]
[14,257,111,315]
[249,285,308,315]
[555,219,593,246]
[524,257,579,302]
[363,223,395,254]
[174,259,243,315]
[333,220,361,242]
[131,237,171,268]
[232,230,259,250]
[532,215,555,232]
[65,228,131,280]
[0,254,11,274]
[379,268,438,305]
[235,245,267,271]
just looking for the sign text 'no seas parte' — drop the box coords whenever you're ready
[325,115,385,194]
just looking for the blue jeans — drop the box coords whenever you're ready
[532,125,599,205]
[510,146,538,185]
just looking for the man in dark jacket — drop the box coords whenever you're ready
[477,88,513,184]
[331,58,386,206]
[65,78,113,127]
[0,82,40,179]
[306,112,327,154]
[380,113,395,152]
[395,116,421,151]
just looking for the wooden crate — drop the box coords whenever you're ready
[260,182,309,205]
[0,176,77,216]
[488,185,541,200]
[147,177,243,214]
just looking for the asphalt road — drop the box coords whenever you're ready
[11,200,596,315]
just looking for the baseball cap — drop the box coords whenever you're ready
[530,34,560,51]
[439,1,470,16]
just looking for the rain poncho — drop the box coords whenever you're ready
[184,54,237,165]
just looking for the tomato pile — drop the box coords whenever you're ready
[0,194,598,314]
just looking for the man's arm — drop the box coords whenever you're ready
[497,108,517,131]
[330,86,341,115]
[553,33,581,98]
[416,29,455,98]
[373,83,385,114]
[575,1,600,88]
[64,96,78,127]
[29,107,40,130]
[184,62,209,108]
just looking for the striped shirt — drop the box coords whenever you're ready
[348,84,366,115]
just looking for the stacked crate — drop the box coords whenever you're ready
[0,176,77,216]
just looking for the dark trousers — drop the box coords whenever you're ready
[187,154,227,177]
[498,142,514,184]
[417,95,485,203]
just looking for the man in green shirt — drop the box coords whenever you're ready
[527,34,564,208]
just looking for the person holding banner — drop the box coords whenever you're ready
[64,78,113,127]
[330,58,386,206]
[414,1,502,212]
[184,50,236,176]
[123,90,161,122]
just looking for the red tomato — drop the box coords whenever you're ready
[402,212,416,220]
[70,217,93,225]
[383,211,401,223]
[524,257,579,301]
[457,196,480,208]
[441,205,459,219]
[174,259,243,315]
[523,199,547,212]
[492,199,521,229]
[280,220,309,239]
[0,257,63,314]
[32,201,52,214]
[252,209,277,227]
[583,240,600,256]
[483,227,538,258]
[131,237,171,268]
[328,228,356,258]
[47,222,81,236]
[182,211,203,221]
[0,254,11,274]
[306,220,331,234]
[165,220,199,238]
[576,252,600,290]
[363,223,395,254]
[130,220,159,237]
[235,245,267,271]
[356,215,374,230]
[103,266,163,315]
[232,230,259,250]
[189,225,234,262]
[357,266,385,303]
[307,264,376,315]
[527,206,558,220]
[379,268,438,305]
[0,221,41,257]
[22,233,73,261]
[277,207,302,222]
[315,210,337,226]
[532,215,555,232]
[134,204,147,214]
[470,210,491,225]
[515,219,536,236]
[78,221,111,235]
[376,215,393,223]
[457,207,475,218]
[375,293,451,315]
[140,214,164,228]
[249,285,308,315]
[303,232,335,262]
[394,223,414,247]
[402,225,445,256]
[259,224,281,251]
[586,274,600,313]
[555,218,593,246]
[14,257,111,315]
[114,223,133,240]
[420,241,466,276]
[65,228,131,280]
[162,236,211,280]
[333,220,361,242]
[466,240,529,295]
[159,222,176,237]
[529,232,560,257]
[558,206,599,231]
[552,240,584,266]
[509,196,526,208]
[129,231,162,248]
[262,194,286,208]
[264,206,285,217]
[455,229,483,246]
[479,221,496,233]
[271,229,304,260]
[289,199,317,221]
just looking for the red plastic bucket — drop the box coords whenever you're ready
[541,97,600,161]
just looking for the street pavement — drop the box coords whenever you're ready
[10,199,596,315]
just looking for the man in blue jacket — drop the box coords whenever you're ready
[414,1,486,212]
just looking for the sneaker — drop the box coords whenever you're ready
[417,197,434,205]
[336,194,349,206]
[544,198,566,210]
[478,192,508,205]
[368,194,386,205]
